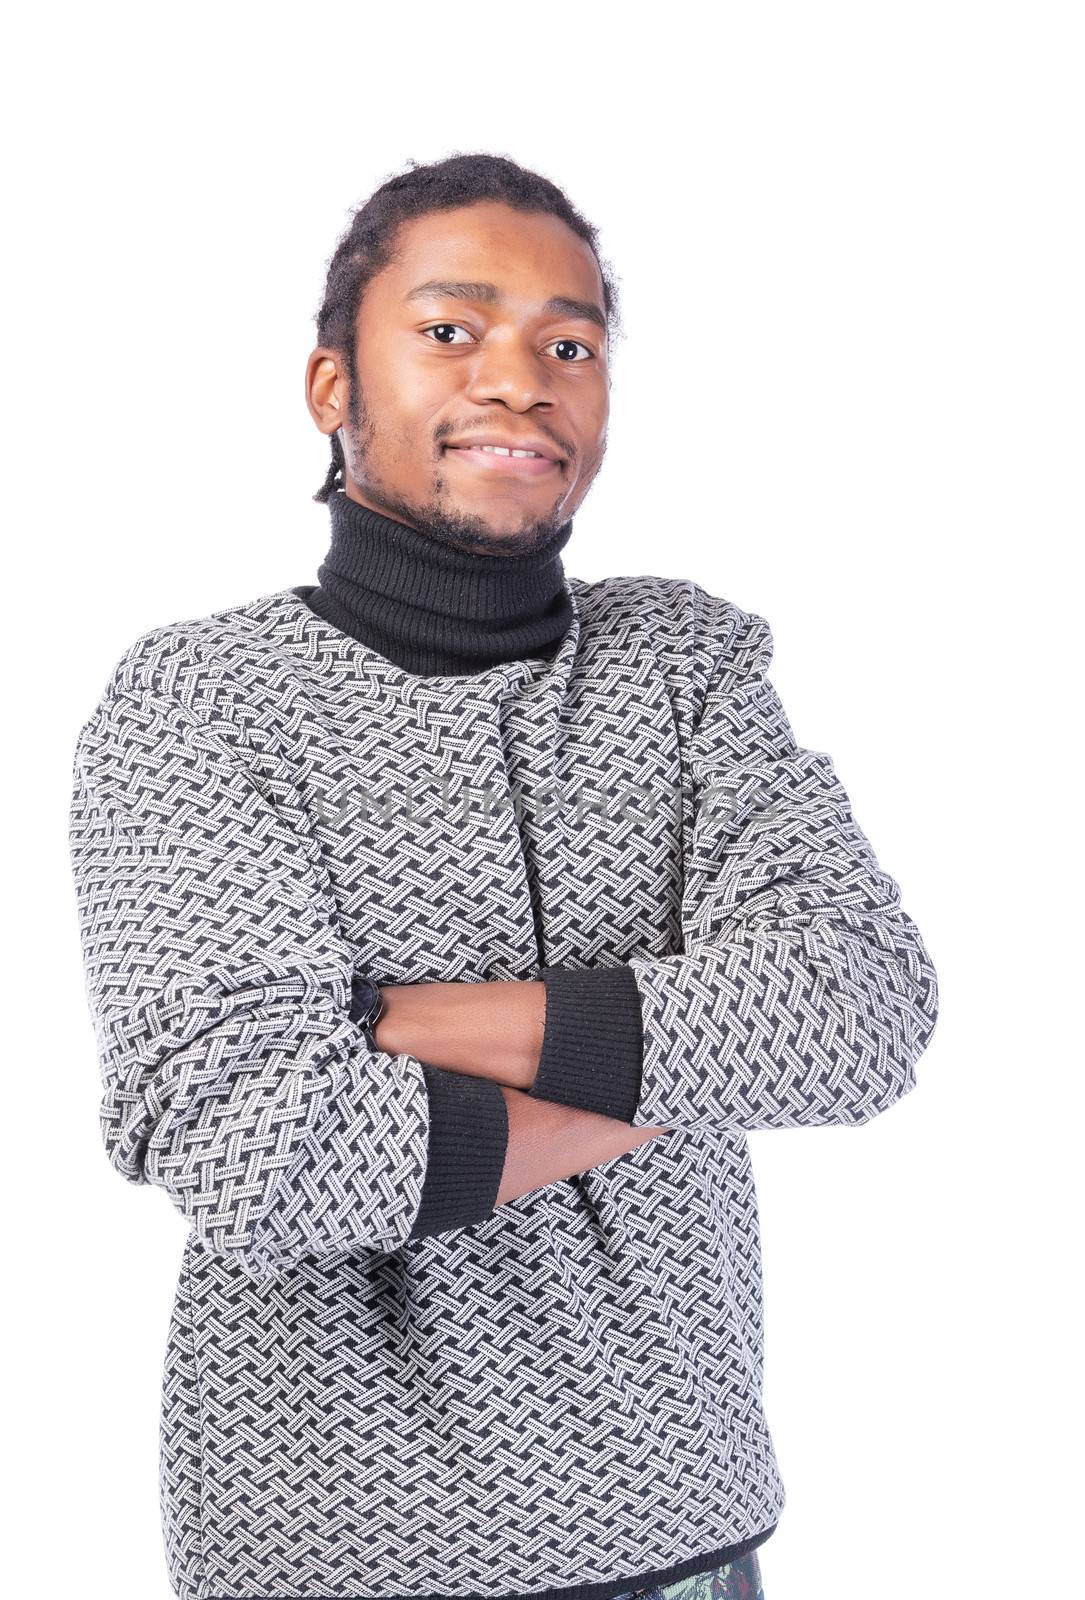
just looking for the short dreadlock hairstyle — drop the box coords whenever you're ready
[311,151,623,502]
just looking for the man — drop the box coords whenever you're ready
[69,153,938,1600]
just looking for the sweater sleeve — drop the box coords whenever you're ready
[68,668,508,1279]
[533,594,939,1133]
[529,964,644,1121]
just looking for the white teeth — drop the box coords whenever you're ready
[475,445,541,458]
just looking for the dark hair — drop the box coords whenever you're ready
[311,152,623,501]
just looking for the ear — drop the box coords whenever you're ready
[304,347,349,438]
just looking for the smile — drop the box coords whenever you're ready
[443,445,560,478]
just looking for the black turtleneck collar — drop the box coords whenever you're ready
[295,491,576,677]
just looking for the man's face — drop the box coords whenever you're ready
[307,200,611,557]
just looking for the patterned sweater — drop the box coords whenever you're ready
[68,568,939,1600]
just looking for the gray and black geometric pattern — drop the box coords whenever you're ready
[69,574,938,1600]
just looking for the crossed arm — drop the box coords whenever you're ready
[70,593,936,1277]
[372,980,669,1209]
[373,978,548,1093]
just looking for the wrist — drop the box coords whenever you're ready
[349,973,385,1047]
[373,981,545,1090]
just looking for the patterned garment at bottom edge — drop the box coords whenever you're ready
[615,1550,764,1600]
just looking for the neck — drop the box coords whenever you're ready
[302,491,575,675]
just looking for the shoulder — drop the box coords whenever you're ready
[74,588,300,760]
[82,588,298,711]
[569,572,774,693]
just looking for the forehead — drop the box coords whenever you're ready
[376,201,605,311]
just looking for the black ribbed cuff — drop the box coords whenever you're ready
[405,1065,510,1241]
[529,964,644,1122]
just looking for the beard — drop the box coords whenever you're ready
[340,383,592,559]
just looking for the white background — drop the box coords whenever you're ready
[4,4,1081,1596]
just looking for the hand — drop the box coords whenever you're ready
[496,1087,673,1207]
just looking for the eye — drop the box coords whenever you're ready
[421,324,596,361]
[545,339,595,362]
[422,323,475,345]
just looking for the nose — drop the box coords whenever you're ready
[461,335,558,415]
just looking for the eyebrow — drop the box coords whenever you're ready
[404,279,608,333]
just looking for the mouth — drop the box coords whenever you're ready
[442,443,562,479]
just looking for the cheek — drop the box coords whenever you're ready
[389,346,454,404]
[359,402,428,466]
[382,379,456,459]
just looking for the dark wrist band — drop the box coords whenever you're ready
[349,973,385,1046]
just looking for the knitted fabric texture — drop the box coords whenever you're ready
[296,493,643,1238]
[304,489,575,674]
[69,572,938,1600]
